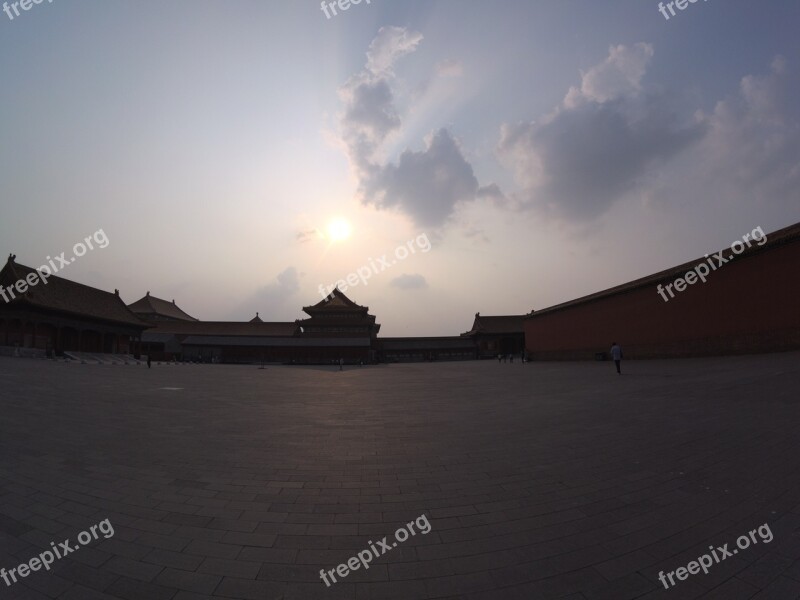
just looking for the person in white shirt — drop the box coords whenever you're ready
[610,342,623,375]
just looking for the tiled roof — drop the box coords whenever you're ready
[128,293,197,321]
[147,321,299,337]
[303,288,369,314]
[462,314,526,336]
[297,316,377,326]
[0,257,149,328]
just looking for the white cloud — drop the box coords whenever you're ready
[565,43,654,108]
[436,58,464,78]
[366,26,423,75]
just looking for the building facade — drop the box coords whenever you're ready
[461,313,527,358]
[378,337,477,362]
[524,222,800,360]
[0,255,149,357]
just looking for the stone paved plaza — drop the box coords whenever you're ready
[1,353,800,600]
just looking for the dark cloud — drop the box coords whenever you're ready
[253,267,300,306]
[498,43,706,220]
[500,97,705,219]
[340,76,401,169]
[339,27,498,228]
[362,129,479,227]
[477,183,507,206]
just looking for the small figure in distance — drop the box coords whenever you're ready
[610,342,623,375]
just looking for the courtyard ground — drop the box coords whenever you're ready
[1,353,799,599]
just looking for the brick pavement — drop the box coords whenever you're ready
[0,353,799,599]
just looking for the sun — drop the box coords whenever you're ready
[326,218,352,242]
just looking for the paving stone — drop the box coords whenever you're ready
[154,568,222,594]
[0,354,798,599]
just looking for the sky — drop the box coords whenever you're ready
[1,0,798,336]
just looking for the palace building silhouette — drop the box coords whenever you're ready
[1,221,798,363]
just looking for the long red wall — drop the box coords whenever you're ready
[524,236,800,360]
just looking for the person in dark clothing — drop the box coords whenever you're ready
[610,342,622,374]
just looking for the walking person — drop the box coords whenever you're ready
[610,342,623,375]
[147,354,151,369]
[339,357,344,371]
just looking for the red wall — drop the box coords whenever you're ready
[524,239,800,359]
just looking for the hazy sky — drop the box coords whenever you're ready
[1,0,798,335]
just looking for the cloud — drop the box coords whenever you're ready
[390,273,429,290]
[565,43,654,108]
[340,77,401,168]
[477,183,507,206]
[253,267,300,305]
[498,43,706,221]
[463,227,490,244]
[436,59,463,78]
[296,229,319,244]
[366,27,423,75]
[361,129,479,227]
[671,55,800,207]
[338,27,498,228]
[235,267,301,321]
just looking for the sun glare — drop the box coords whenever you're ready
[326,218,352,242]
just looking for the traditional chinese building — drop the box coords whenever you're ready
[139,320,301,363]
[0,254,149,356]
[461,313,527,358]
[296,288,381,363]
[127,292,198,324]
[136,289,382,364]
[378,337,477,362]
